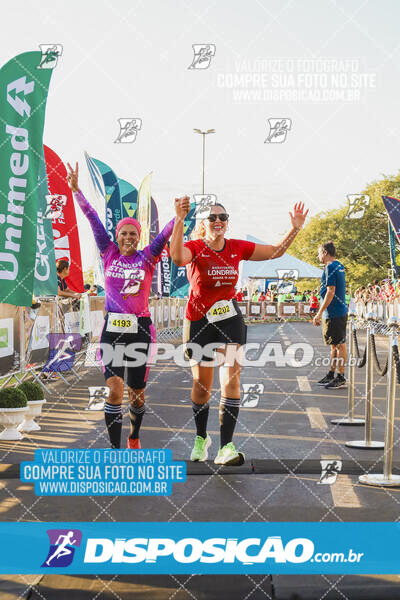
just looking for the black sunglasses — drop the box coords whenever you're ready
[207,213,229,222]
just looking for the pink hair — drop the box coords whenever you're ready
[116,217,141,238]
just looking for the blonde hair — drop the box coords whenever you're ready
[190,203,227,240]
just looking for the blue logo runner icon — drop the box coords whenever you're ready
[42,529,82,567]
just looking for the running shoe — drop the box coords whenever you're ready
[190,435,211,462]
[325,375,346,389]
[127,437,141,449]
[214,442,245,466]
[317,372,335,386]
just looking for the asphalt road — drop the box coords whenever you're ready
[1,321,400,599]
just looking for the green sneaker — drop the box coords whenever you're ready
[214,442,245,466]
[190,435,211,462]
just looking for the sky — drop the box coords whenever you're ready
[4,0,400,269]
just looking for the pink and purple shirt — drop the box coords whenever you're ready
[74,190,174,317]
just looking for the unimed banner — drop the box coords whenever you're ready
[33,148,58,296]
[44,145,84,293]
[0,51,54,306]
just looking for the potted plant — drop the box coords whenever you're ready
[0,388,27,440]
[17,382,46,433]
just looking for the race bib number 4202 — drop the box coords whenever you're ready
[206,300,236,323]
[106,313,138,333]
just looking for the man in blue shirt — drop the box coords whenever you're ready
[313,241,348,389]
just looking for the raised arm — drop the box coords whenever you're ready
[248,202,309,261]
[148,218,175,258]
[170,196,193,266]
[67,162,111,254]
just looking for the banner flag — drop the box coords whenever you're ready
[91,158,122,243]
[170,203,196,297]
[83,152,106,287]
[150,196,160,294]
[382,196,400,277]
[44,145,84,293]
[119,178,138,219]
[0,51,54,306]
[84,152,106,218]
[33,147,58,296]
[160,246,171,296]
[137,172,152,250]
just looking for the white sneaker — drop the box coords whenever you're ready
[214,442,245,465]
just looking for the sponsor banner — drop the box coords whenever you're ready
[382,196,400,245]
[34,148,58,296]
[84,152,106,287]
[25,299,56,367]
[170,203,196,297]
[44,145,84,293]
[0,522,395,574]
[160,246,171,296]
[79,295,91,335]
[150,196,160,294]
[84,152,106,218]
[119,178,137,219]
[137,172,152,250]
[0,51,54,306]
[91,158,122,243]
[0,304,20,375]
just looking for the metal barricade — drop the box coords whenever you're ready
[346,312,384,449]
[279,302,297,318]
[249,302,262,319]
[331,311,365,427]
[237,302,248,318]
[298,302,311,318]
[264,303,278,320]
[359,316,400,487]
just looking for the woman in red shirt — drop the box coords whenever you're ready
[170,198,308,465]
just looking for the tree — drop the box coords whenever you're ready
[288,171,400,288]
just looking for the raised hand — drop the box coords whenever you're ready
[66,162,79,193]
[174,196,191,220]
[289,202,309,230]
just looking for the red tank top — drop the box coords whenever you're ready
[184,238,255,320]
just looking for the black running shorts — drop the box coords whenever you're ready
[183,299,247,362]
[99,314,156,389]
[322,315,348,346]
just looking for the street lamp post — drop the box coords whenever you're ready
[193,128,215,194]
